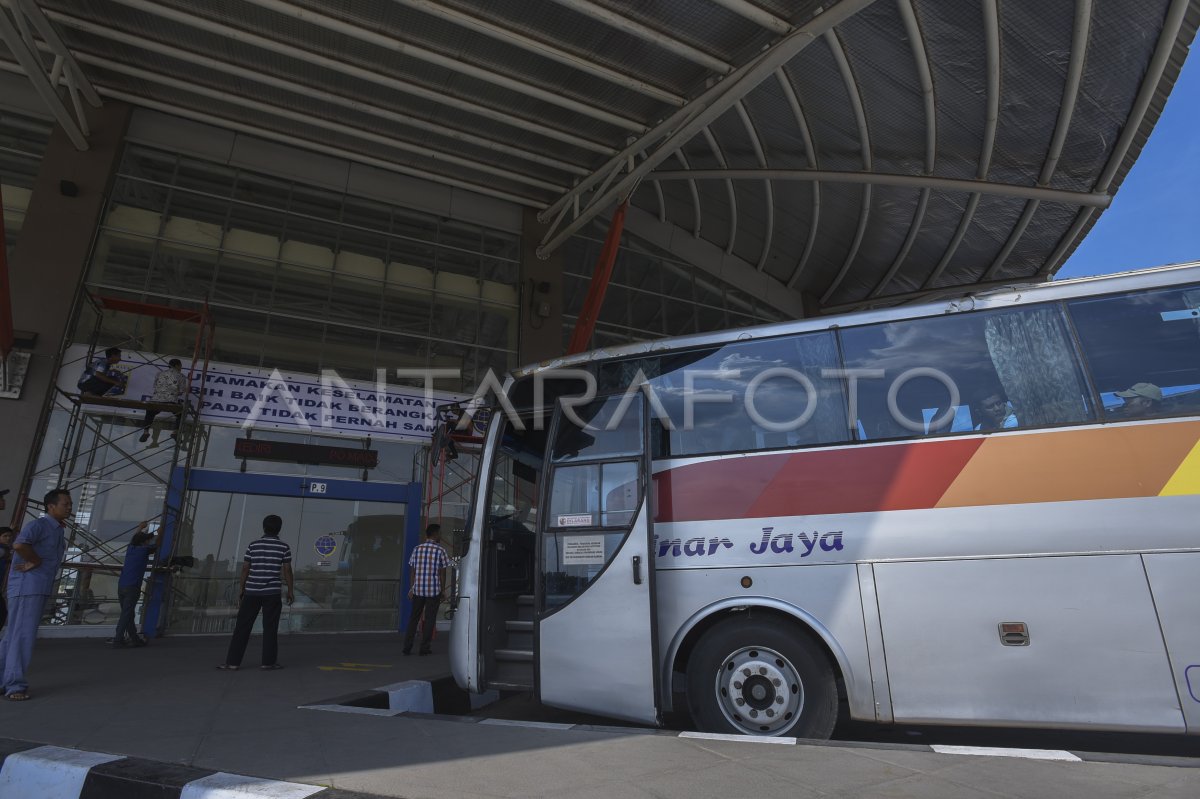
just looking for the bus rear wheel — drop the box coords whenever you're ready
[686,617,837,738]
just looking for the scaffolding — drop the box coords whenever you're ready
[21,293,214,633]
[420,402,491,550]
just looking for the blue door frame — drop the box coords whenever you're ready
[143,467,423,636]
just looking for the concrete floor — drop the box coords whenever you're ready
[0,633,1194,799]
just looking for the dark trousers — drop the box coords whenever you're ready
[225,594,283,667]
[403,595,440,653]
[141,409,181,429]
[114,585,140,643]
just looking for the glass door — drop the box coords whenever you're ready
[155,470,419,635]
[537,395,660,725]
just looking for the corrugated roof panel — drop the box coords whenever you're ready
[881,190,980,294]
[930,194,1027,289]
[287,0,673,125]
[458,0,722,98]
[1049,0,1174,193]
[781,43,864,174]
[987,0,1076,189]
[994,200,1089,280]
[592,0,772,69]
[838,2,927,176]
[919,0,990,183]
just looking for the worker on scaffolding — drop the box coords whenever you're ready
[139,358,189,445]
[77,347,127,397]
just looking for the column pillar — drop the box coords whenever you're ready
[517,208,564,367]
[1,101,132,521]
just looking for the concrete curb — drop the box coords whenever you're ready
[0,738,384,799]
[301,675,499,718]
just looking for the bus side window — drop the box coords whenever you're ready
[839,304,1093,440]
[1067,285,1200,422]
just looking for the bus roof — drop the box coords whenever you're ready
[513,260,1200,379]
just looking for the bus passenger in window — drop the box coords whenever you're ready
[974,392,1018,431]
[1113,382,1163,418]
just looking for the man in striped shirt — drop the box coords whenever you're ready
[403,524,450,656]
[218,514,294,671]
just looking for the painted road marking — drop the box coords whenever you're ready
[679,731,798,745]
[318,662,393,672]
[931,745,1082,762]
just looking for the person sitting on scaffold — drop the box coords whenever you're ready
[77,347,127,397]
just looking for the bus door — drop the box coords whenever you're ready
[536,394,660,725]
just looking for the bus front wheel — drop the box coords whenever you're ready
[686,617,837,738]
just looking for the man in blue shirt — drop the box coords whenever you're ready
[0,489,71,701]
[113,522,156,648]
[77,347,126,397]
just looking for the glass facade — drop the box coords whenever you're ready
[84,145,520,391]
[169,492,407,634]
[562,231,785,350]
[23,130,788,637]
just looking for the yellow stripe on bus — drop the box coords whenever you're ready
[1159,438,1200,496]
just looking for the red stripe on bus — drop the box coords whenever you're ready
[653,438,983,523]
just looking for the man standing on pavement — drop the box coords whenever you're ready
[0,489,71,700]
[403,523,450,656]
[218,514,294,671]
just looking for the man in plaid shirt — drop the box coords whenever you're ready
[403,524,451,656]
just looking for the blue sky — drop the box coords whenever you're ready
[1057,52,1199,279]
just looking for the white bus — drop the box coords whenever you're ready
[449,262,1200,738]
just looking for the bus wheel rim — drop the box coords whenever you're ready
[714,645,804,735]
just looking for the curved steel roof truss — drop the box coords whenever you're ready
[2,0,1194,319]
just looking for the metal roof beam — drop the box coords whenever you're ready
[818,30,873,305]
[733,99,773,271]
[646,169,1112,207]
[15,0,99,106]
[0,66,547,207]
[981,0,1092,283]
[0,0,97,150]
[240,0,644,132]
[104,0,613,155]
[700,126,737,254]
[708,0,792,35]
[923,0,1000,289]
[46,9,587,178]
[66,52,566,194]
[1037,0,1191,278]
[867,0,936,299]
[545,0,732,74]
[621,204,805,318]
[777,68,822,289]
[536,0,880,258]
[389,0,685,106]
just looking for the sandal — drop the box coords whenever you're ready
[261,664,284,670]
[216,664,239,671]
[6,692,30,701]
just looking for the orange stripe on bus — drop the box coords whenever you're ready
[935,422,1200,508]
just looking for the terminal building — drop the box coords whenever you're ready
[0,0,1194,637]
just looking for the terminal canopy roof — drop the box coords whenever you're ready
[3,0,1197,316]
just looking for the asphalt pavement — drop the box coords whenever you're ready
[0,633,1193,798]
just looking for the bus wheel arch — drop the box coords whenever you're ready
[672,605,844,738]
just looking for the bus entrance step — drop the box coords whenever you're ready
[516,595,535,621]
[505,620,533,649]
[492,659,534,689]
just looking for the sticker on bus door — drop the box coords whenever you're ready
[562,535,606,565]
[557,513,593,527]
